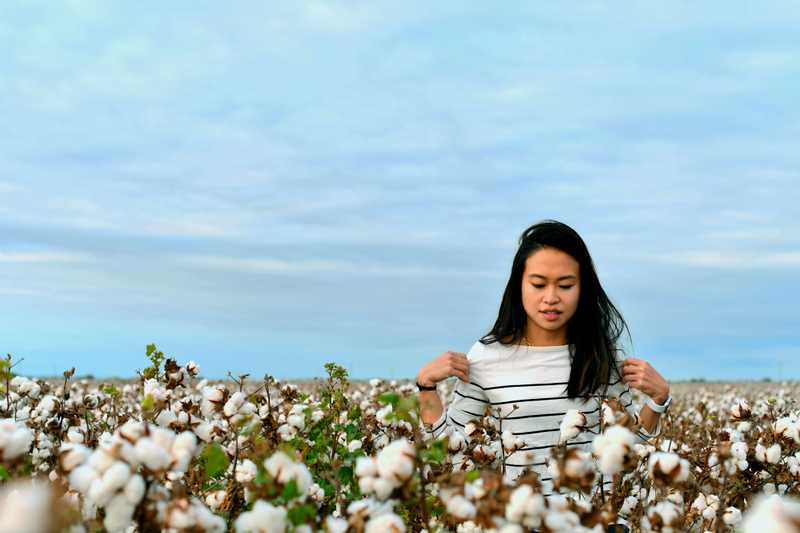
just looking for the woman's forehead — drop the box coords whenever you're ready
[524,248,579,276]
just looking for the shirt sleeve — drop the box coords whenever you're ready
[424,378,491,440]
[607,349,661,444]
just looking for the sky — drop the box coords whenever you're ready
[1,1,798,381]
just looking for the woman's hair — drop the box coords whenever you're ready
[479,219,631,400]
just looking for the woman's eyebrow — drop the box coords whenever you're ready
[528,274,577,280]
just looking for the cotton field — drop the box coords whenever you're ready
[0,346,799,533]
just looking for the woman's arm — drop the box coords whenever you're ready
[417,350,471,425]
[622,357,670,435]
[417,350,489,439]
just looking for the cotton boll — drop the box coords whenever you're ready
[59,443,90,472]
[103,493,136,533]
[234,500,287,533]
[123,474,145,505]
[376,439,415,483]
[559,410,586,444]
[722,506,742,525]
[730,441,748,461]
[101,462,131,493]
[355,456,378,478]
[365,512,406,533]
[205,490,226,511]
[134,437,171,471]
[155,409,177,428]
[766,443,782,464]
[235,459,257,483]
[372,477,396,500]
[592,425,636,475]
[446,495,476,520]
[68,465,98,494]
[325,516,349,533]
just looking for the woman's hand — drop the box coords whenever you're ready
[622,357,669,403]
[417,351,470,387]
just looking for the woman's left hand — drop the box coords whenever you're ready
[622,357,669,403]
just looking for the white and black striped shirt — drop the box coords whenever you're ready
[425,340,661,497]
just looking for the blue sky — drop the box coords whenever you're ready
[1,2,798,381]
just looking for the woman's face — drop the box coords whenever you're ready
[520,246,581,343]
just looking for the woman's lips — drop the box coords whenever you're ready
[541,311,561,320]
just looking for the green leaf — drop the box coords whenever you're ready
[146,344,156,357]
[0,465,9,481]
[281,479,300,500]
[378,392,400,407]
[141,394,154,411]
[200,443,230,480]
[287,503,316,525]
[465,469,481,482]
[338,465,353,484]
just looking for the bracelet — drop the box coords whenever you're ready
[645,394,672,414]
[416,381,437,391]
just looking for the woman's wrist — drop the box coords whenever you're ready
[651,386,670,405]
[416,372,436,389]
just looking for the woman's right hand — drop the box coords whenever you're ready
[417,351,470,387]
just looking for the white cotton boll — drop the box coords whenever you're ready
[325,516,349,533]
[773,417,800,444]
[0,420,34,460]
[150,427,176,452]
[738,421,753,433]
[723,506,742,525]
[448,431,466,452]
[446,494,477,520]
[103,493,136,533]
[155,409,178,428]
[235,459,257,483]
[0,481,53,533]
[287,414,305,430]
[358,476,375,494]
[224,393,245,417]
[194,422,213,443]
[463,479,486,501]
[264,451,293,480]
[756,443,768,463]
[123,474,145,505]
[88,477,114,507]
[118,420,144,443]
[88,448,115,474]
[592,425,636,475]
[464,422,478,436]
[740,493,800,533]
[505,484,532,522]
[101,462,131,493]
[731,441,748,461]
[767,443,782,464]
[205,490,226,511]
[172,431,197,456]
[59,443,90,472]
[134,437,171,471]
[372,477,396,500]
[355,456,378,478]
[376,439,415,482]
[559,410,586,444]
[234,500,287,533]
[500,525,525,533]
[348,439,363,452]
[68,465,98,494]
[365,512,406,533]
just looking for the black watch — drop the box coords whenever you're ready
[416,380,437,391]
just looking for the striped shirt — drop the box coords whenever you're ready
[424,340,661,497]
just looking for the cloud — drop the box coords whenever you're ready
[0,251,90,264]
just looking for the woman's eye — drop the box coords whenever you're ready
[532,284,573,289]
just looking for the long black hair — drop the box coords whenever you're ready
[479,219,631,400]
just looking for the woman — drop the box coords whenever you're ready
[416,219,671,500]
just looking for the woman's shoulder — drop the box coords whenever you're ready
[467,337,513,362]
